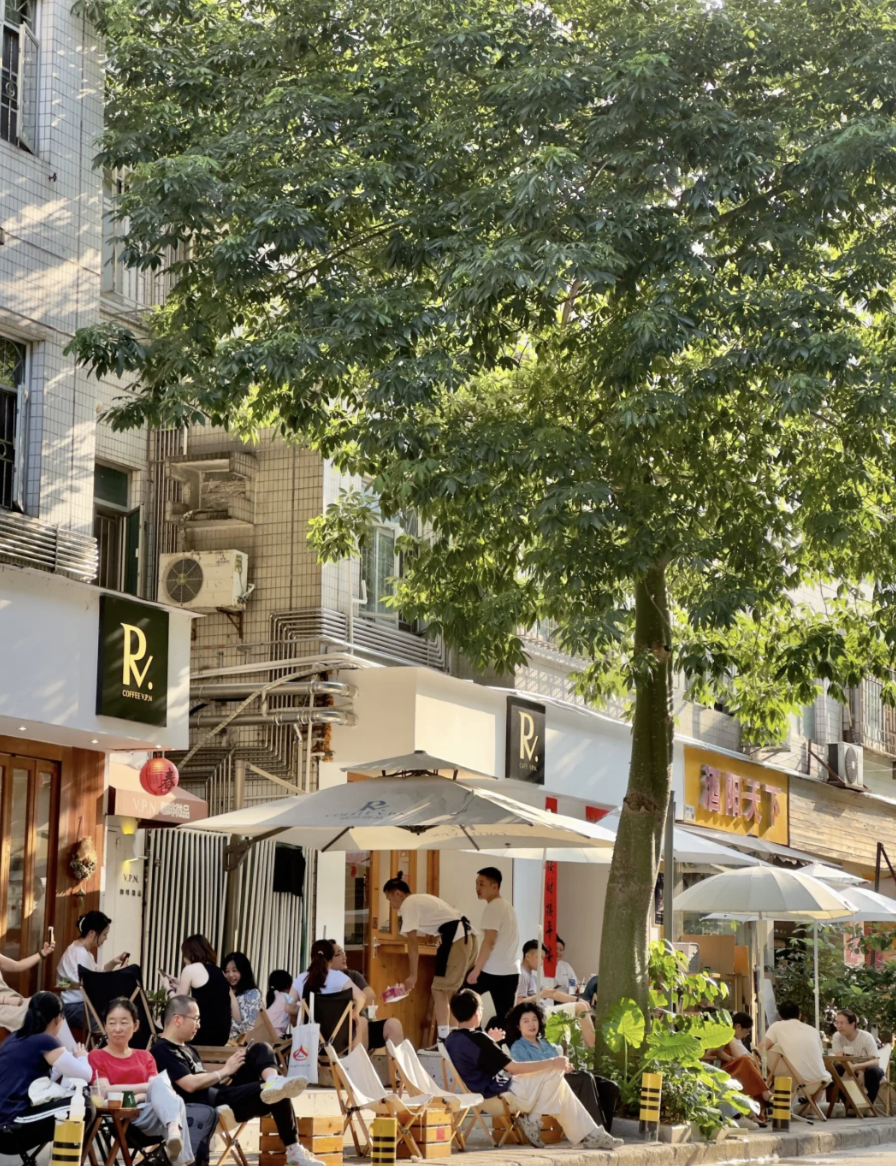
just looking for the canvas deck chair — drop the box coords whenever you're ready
[766,1052,827,1122]
[180,1045,251,1166]
[387,1038,483,1150]
[299,987,355,1058]
[438,1040,526,1148]
[79,967,156,1050]
[326,1042,434,1158]
[825,1058,876,1118]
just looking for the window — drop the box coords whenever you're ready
[360,523,399,619]
[0,335,26,511]
[1,0,37,151]
[102,170,127,296]
[94,463,141,594]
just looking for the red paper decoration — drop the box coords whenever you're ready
[139,756,180,796]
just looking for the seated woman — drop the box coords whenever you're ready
[285,939,366,1048]
[707,1012,771,1119]
[224,952,264,1041]
[0,938,59,1034]
[58,911,135,1029]
[165,935,239,1048]
[266,970,293,1037]
[831,1009,884,1103]
[505,1001,620,1133]
[0,993,92,1151]
[89,997,216,1166]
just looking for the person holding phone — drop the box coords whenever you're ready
[58,911,140,1029]
[0,937,57,1033]
[165,936,239,1048]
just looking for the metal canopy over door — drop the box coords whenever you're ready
[0,753,59,992]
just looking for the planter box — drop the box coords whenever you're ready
[612,1116,691,1144]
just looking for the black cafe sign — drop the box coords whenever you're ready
[96,595,169,726]
[505,696,546,784]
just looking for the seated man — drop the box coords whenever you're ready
[760,1000,831,1106]
[552,938,577,993]
[516,941,595,1047]
[152,995,323,1166]
[331,942,404,1052]
[831,1009,883,1103]
[444,989,622,1151]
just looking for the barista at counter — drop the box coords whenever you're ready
[383,876,479,1040]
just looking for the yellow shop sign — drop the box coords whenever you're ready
[683,746,789,844]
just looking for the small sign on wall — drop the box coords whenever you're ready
[505,696,546,784]
[96,595,169,726]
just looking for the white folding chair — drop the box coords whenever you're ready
[438,1040,526,1147]
[326,1042,434,1157]
[387,1038,483,1150]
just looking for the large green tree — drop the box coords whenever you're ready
[73,0,896,1028]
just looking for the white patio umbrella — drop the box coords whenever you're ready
[675,867,853,1059]
[187,773,618,852]
[346,750,498,780]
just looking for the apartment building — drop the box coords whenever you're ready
[0,0,191,991]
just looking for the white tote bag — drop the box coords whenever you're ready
[287,992,320,1083]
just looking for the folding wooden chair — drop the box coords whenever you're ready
[299,988,355,1063]
[326,1042,433,1157]
[438,1040,526,1147]
[239,1008,292,1072]
[188,1046,251,1166]
[875,1044,896,1116]
[80,968,157,1050]
[766,1051,827,1122]
[825,1057,876,1118]
[387,1038,483,1150]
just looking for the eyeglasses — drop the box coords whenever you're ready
[175,1013,201,1025]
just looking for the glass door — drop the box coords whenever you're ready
[0,753,59,991]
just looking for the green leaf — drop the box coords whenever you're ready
[602,998,645,1053]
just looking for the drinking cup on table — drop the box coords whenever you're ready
[106,1092,123,1110]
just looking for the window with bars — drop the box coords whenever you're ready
[1,0,37,152]
[93,463,141,594]
[0,336,25,511]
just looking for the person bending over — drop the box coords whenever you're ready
[152,995,320,1166]
[444,989,621,1151]
[89,997,216,1166]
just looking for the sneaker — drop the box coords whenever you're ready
[517,1114,545,1148]
[261,1075,308,1104]
[286,1144,326,1166]
[166,1128,184,1162]
[582,1128,624,1150]
[216,1105,237,1134]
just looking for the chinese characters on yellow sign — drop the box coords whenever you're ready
[683,746,789,844]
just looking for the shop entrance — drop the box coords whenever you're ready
[0,753,60,992]
[344,847,441,1046]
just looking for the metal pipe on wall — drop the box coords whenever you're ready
[191,708,356,728]
[191,680,356,701]
[222,758,247,953]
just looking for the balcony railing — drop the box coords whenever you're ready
[0,509,98,582]
[848,678,896,758]
[272,607,446,669]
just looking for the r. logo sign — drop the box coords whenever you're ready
[505,696,546,784]
[96,595,169,726]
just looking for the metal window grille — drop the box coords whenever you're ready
[0,336,24,511]
[1,0,36,151]
[94,509,124,590]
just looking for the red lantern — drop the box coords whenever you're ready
[139,756,179,796]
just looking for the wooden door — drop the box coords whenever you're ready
[0,753,59,993]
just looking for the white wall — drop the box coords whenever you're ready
[439,851,513,930]
[102,825,146,963]
[0,564,192,750]
[556,863,610,984]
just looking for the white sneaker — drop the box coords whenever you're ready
[517,1114,545,1148]
[582,1127,624,1149]
[261,1074,308,1104]
[286,1143,326,1166]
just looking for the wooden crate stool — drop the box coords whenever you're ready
[260,1115,286,1166]
[491,1115,564,1145]
[299,1115,345,1166]
[397,1109,452,1159]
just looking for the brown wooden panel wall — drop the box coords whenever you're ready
[0,736,104,991]
[788,774,896,874]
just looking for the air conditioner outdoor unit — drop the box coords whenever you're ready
[826,741,864,790]
[158,550,249,611]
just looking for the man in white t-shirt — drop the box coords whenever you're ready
[761,1001,831,1106]
[384,877,479,1039]
[553,937,577,992]
[466,867,520,1028]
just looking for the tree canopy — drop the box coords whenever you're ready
[73,0,896,1022]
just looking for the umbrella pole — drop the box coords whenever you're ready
[755,921,767,1079]
[813,922,820,1034]
[538,848,547,991]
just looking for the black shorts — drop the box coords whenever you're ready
[367,1018,387,1050]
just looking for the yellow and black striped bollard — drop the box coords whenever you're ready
[372,1114,398,1166]
[639,1072,663,1141]
[50,1118,84,1166]
[772,1076,792,1131]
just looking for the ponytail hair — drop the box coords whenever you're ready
[77,910,112,939]
[17,991,62,1039]
[304,938,336,998]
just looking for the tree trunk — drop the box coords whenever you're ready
[594,563,673,1053]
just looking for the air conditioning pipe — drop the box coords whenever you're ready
[190,680,355,701]
[190,708,356,728]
